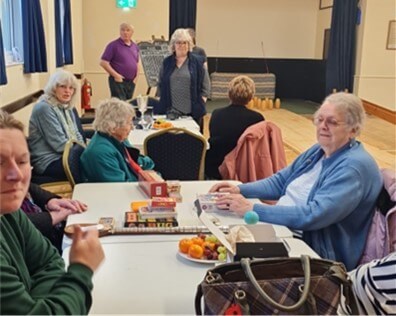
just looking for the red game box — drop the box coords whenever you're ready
[138,170,168,198]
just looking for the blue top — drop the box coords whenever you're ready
[28,98,84,174]
[80,132,155,182]
[239,140,383,270]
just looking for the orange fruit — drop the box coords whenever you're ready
[202,241,215,250]
[188,244,204,259]
[179,238,193,254]
[191,237,204,246]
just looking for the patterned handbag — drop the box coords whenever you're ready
[195,255,359,315]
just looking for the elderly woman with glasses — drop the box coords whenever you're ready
[28,70,85,181]
[155,28,210,126]
[80,98,155,182]
[209,92,383,271]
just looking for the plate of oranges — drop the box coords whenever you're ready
[153,119,173,129]
[177,233,227,264]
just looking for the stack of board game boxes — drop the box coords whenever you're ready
[125,197,178,228]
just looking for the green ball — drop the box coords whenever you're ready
[244,211,259,225]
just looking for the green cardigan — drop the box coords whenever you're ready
[0,210,93,315]
[81,132,155,182]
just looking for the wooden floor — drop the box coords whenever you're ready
[203,108,396,170]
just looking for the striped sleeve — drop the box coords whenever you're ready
[349,252,396,315]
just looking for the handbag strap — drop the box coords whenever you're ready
[194,284,204,315]
[241,255,311,312]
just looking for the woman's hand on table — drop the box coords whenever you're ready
[215,194,253,217]
[209,182,240,194]
[47,198,87,214]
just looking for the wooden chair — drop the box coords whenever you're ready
[144,127,206,180]
[62,139,87,188]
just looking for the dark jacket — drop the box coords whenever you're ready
[205,104,264,179]
[24,183,64,253]
[156,52,206,122]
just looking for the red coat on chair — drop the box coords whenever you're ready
[219,121,287,183]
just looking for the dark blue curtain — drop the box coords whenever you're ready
[169,0,196,38]
[0,21,7,85]
[54,0,63,67]
[55,0,73,67]
[63,0,73,64]
[325,0,358,94]
[22,0,47,73]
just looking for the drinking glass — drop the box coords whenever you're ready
[141,114,153,130]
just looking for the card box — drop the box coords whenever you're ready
[139,206,177,219]
[125,211,178,228]
[196,193,230,213]
[138,170,167,198]
[151,197,176,208]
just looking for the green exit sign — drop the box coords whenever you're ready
[116,0,137,8]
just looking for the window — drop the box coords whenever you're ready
[0,0,23,65]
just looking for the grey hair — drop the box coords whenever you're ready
[316,92,366,136]
[43,69,79,109]
[120,23,134,32]
[93,98,135,134]
[0,109,25,132]
[169,28,193,53]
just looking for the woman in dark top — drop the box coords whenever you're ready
[156,28,210,125]
[205,75,264,179]
[22,183,87,253]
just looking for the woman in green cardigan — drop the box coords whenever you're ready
[81,98,155,182]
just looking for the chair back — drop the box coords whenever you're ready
[219,121,287,183]
[359,168,396,265]
[62,139,87,188]
[144,127,206,180]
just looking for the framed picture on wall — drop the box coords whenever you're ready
[319,0,333,10]
[386,20,396,50]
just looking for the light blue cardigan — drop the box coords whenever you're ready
[239,140,383,270]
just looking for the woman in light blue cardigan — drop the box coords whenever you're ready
[28,70,84,180]
[210,92,383,270]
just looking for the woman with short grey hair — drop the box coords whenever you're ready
[319,91,365,136]
[93,97,136,134]
[28,69,84,181]
[81,98,155,182]
[210,92,382,270]
[168,28,193,53]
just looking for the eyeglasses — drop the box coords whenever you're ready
[175,41,188,45]
[313,117,346,128]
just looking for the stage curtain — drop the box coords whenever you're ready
[169,0,196,38]
[22,0,47,73]
[0,21,7,85]
[325,0,358,94]
[55,0,73,67]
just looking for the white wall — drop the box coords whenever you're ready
[354,0,396,110]
[196,0,319,58]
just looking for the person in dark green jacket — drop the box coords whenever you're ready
[0,110,105,315]
[81,98,155,182]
